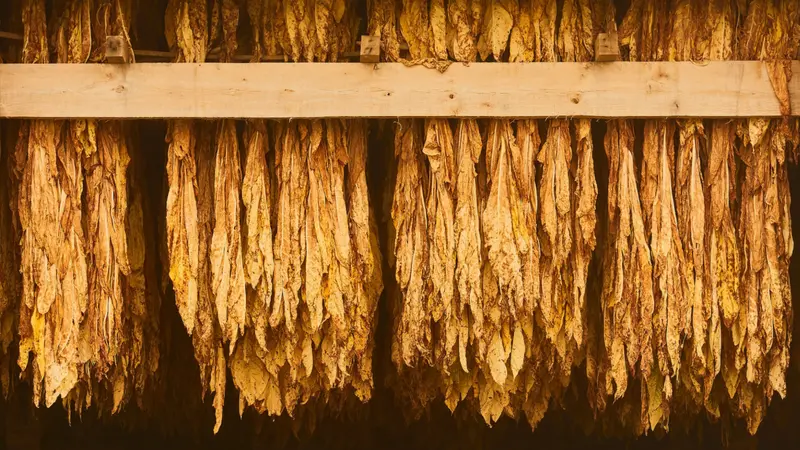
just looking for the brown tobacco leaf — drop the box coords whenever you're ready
[453,119,484,376]
[18,118,85,407]
[196,123,227,432]
[165,121,226,431]
[619,0,670,62]
[220,0,240,62]
[17,0,93,410]
[210,120,246,350]
[508,0,532,62]
[273,121,307,336]
[165,0,209,63]
[165,121,200,336]
[83,121,131,384]
[571,118,596,358]
[21,0,48,64]
[537,120,573,363]
[230,120,274,417]
[241,120,274,353]
[423,119,456,356]
[477,0,515,61]
[735,119,793,433]
[514,119,540,335]
[639,120,683,429]
[285,0,318,61]
[306,119,353,387]
[400,0,432,60]
[345,120,384,400]
[232,119,382,420]
[315,0,335,56]
[268,121,310,417]
[447,0,479,62]
[430,0,447,60]
[708,121,737,407]
[368,0,401,61]
[602,120,655,408]
[246,0,265,61]
[557,0,593,62]
[532,0,557,63]
[264,0,290,58]
[391,119,431,368]
[482,119,525,389]
[675,120,708,402]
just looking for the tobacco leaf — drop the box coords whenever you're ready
[210,120,246,350]
[391,119,431,368]
[477,0,515,61]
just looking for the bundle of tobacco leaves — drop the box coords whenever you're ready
[587,0,799,435]
[374,0,603,428]
[3,0,800,439]
[164,0,380,432]
[729,0,797,434]
[164,0,226,430]
[12,0,159,417]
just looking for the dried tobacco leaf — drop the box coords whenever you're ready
[423,119,456,357]
[210,120,246,350]
[399,0,432,59]
[476,0,515,61]
[708,120,738,406]
[447,0,478,61]
[391,119,431,368]
[537,120,573,364]
[368,0,401,61]
[16,0,103,411]
[639,119,683,430]
[736,119,793,433]
[602,120,654,413]
[345,120,384,400]
[727,0,795,433]
[448,118,484,409]
[482,119,525,389]
[241,120,274,354]
[83,121,131,398]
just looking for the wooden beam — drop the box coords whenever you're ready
[0,61,796,119]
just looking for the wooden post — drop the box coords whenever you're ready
[105,35,130,64]
[360,36,380,64]
[595,32,620,62]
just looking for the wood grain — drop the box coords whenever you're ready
[0,61,795,118]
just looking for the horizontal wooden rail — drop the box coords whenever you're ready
[0,61,797,119]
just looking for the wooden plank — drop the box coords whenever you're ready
[0,61,796,119]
